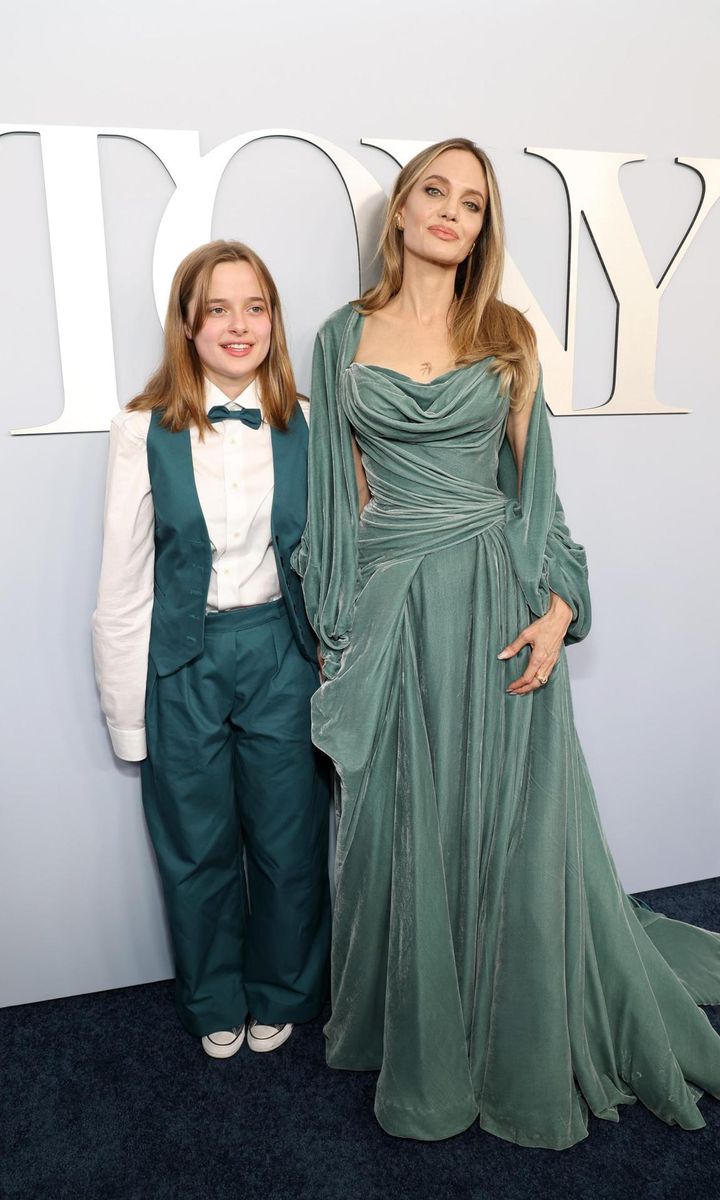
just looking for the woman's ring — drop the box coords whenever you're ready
[536,673,549,686]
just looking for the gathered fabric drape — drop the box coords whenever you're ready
[293,304,720,1149]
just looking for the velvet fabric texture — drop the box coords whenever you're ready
[293,303,720,1149]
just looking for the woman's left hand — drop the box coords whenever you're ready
[498,594,573,695]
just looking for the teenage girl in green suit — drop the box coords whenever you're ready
[93,240,330,1058]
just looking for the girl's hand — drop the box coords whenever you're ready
[498,594,573,695]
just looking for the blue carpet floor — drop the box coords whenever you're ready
[3,878,720,1200]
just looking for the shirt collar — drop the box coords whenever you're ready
[203,376,260,414]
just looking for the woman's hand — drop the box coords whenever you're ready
[498,594,573,695]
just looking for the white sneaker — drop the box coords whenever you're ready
[246,1020,293,1053]
[201,1026,246,1059]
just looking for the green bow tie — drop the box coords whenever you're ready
[207,405,262,430]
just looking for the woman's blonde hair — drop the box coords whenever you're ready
[358,137,537,408]
[128,240,297,433]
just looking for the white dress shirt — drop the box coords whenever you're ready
[92,379,309,763]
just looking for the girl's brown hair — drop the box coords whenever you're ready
[357,138,537,408]
[128,240,297,433]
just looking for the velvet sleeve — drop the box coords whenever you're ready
[497,369,591,644]
[291,308,361,678]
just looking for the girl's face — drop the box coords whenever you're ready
[397,148,488,268]
[186,260,273,398]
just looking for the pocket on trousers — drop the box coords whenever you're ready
[270,613,321,708]
[269,610,294,677]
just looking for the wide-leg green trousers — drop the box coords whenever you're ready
[141,599,330,1037]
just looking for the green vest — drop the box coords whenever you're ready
[146,404,316,676]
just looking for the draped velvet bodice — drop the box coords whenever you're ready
[345,359,508,488]
[342,360,509,577]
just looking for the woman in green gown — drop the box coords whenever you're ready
[293,137,720,1149]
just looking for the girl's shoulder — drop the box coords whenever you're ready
[111,404,152,445]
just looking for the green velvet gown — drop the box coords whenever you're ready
[293,303,720,1149]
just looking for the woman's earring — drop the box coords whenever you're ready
[395,214,404,232]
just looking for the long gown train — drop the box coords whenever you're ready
[293,304,720,1149]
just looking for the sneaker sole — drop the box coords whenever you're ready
[247,1025,293,1053]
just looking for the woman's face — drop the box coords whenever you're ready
[187,260,272,398]
[397,148,488,268]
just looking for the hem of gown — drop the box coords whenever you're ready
[373,1096,709,1151]
[325,1039,381,1072]
[375,1098,480,1143]
[328,1047,712,1148]
[372,1097,591,1149]
[475,1113,588,1152]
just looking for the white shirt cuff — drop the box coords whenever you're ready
[108,723,148,762]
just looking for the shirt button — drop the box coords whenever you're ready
[233,483,239,489]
